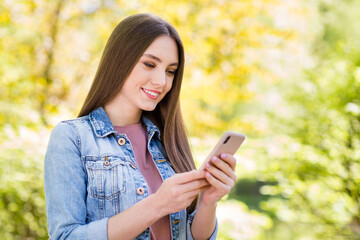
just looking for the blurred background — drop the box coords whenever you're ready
[1,0,360,239]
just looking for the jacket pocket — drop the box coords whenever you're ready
[85,156,126,200]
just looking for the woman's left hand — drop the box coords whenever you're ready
[200,153,237,205]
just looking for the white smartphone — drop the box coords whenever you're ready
[199,131,245,170]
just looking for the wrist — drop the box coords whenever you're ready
[198,194,218,209]
[150,192,168,218]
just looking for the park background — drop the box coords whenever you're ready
[1,0,360,239]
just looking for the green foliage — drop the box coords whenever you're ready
[257,0,360,239]
[0,130,47,239]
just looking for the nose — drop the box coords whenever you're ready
[151,69,166,87]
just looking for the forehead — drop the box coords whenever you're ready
[143,35,179,63]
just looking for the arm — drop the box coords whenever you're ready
[45,122,108,239]
[190,153,237,240]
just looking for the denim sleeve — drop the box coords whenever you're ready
[44,122,108,240]
[186,210,218,240]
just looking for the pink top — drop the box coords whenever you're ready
[114,124,171,240]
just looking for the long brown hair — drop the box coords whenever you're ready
[78,14,198,212]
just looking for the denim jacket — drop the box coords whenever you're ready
[44,107,218,240]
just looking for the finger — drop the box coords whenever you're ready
[172,170,206,184]
[211,157,237,182]
[180,179,209,193]
[205,162,235,187]
[219,153,237,170]
[182,186,208,200]
[204,171,230,193]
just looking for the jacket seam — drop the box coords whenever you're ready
[62,120,84,167]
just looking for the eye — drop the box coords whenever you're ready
[166,69,177,76]
[144,62,155,68]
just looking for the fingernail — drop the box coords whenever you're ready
[212,156,218,162]
[206,163,210,168]
[221,153,227,158]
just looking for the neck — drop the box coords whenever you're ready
[104,102,142,126]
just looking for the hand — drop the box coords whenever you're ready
[200,153,237,205]
[154,170,209,216]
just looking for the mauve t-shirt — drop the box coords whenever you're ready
[114,123,171,240]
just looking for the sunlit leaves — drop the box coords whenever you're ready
[258,0,360,238]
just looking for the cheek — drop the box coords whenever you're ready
[158,82,173,102]
[165,79,174,94]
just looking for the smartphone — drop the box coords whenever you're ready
[199,131,245,170]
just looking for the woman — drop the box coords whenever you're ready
[44,13,237,240]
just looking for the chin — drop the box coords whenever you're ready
[141,104,158,112]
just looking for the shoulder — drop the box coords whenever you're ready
[49,116,90,144]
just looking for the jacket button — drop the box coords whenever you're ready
[104,157,110,166]
[130,162,137,169]
[137,187,145,195]
[118,137,126,146]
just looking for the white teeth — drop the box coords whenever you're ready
[143,89,159,97]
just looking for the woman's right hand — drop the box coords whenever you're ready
[154,170,209,215]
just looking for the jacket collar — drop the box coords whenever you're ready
[89,107,161,139]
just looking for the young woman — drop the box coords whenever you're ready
[44,13,237,240]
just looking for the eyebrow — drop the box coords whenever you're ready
[143,53,178,67]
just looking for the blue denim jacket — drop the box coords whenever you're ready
[44,107,218,240]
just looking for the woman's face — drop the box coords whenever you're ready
[114,35,179,114]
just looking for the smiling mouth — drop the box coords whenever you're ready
[142,88,160,100]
